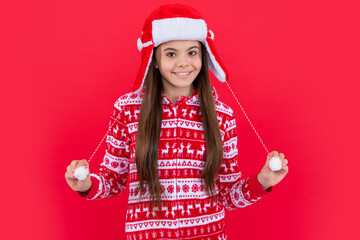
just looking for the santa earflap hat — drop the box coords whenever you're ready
[81,4,274,171]
[132,4,229,92]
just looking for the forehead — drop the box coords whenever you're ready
[159,40,200,50]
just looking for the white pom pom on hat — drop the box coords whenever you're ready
[132,4,229,93]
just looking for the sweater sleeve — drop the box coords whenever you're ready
[77,97,131,200]
[216,112,272,210]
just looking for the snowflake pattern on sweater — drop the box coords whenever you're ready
[79,86,272,239]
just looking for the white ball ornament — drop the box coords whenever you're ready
[269,157,282,171]
[74,166,89,181]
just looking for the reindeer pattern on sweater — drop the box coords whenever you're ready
[79,86,271,240]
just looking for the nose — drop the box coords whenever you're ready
[176,54,189,68]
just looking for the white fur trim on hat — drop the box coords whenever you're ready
[203,41,226,82]
[137,38,153,52]
[152,18,207,47]
[208,29,215,40]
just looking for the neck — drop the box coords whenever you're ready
[163,85,195,105]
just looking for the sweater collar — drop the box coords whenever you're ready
[139,86,218,105]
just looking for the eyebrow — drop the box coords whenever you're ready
[163,46,200,52]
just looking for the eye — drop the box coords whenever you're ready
[166,52,176,57]
[189,51,198,56]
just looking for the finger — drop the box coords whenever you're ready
[65,171,74,179]
[268,151,279,161]
[279,153,285,160]
[67,165,75,177]
[280,165,289,173]
[78,159,88,168]
[271,151,279,157]
[70,160,79,172]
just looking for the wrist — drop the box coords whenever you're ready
[78,186,91,196]
[257,172,272,191]
[78,180,92,194]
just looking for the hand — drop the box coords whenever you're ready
[65,159,92,193]
[257,151,289,190]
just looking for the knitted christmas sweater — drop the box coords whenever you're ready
[79,86,272,240]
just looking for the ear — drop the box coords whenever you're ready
[154,62,159,69]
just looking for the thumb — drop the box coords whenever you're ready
[76,159,89,169]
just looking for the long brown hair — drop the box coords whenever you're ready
[135,43,223,210]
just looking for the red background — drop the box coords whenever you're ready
[1,0,359,239]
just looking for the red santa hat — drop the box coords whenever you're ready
[132,4,229,92]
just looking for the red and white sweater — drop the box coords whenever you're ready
[79,86,272,239]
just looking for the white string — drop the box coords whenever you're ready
[87,92,134,164]
[224,81,269,155]
[87,81,269,165]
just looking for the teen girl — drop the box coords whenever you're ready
[65,4,289,240]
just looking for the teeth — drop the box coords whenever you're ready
[175,72,190,76]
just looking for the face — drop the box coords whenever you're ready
[154,40,202,93]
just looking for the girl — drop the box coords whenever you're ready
[65,4,289,240]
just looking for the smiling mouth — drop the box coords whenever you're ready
[173,71,192,77]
